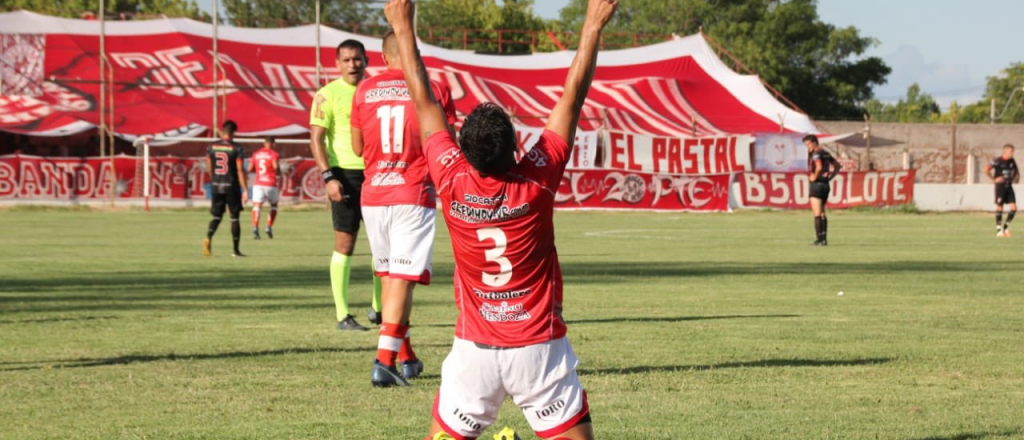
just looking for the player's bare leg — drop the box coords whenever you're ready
[373,276,416,387]
[251,201,263,240]
[425,420,446,440]
[332,230,368,331]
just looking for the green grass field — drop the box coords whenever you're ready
[1,207,1022,440]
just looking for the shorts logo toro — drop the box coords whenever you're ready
[535,399,565,419]
[453,407,481,431]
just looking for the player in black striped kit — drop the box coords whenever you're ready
[985,144,1019,237]
[804,134,841,246]
[203,120,249,257]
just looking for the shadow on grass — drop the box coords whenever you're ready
[1,344,444,372]
[0,315,120,325]
[559,260,1015,284]
[909,430,1022,440]
[413,314,800,329]
[579,357,895,376]
[565,314,800,325]
[2,259,1011,313]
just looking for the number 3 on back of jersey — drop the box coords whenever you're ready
[477,227,512,287]
[376,105,406,154]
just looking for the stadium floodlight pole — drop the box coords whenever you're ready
[212,0,220,136]
[315,0,321,87]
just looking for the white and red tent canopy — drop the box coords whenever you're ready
[0,10,819,141]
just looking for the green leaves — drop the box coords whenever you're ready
[221,0,380,28]
[864,84,941,123]
[0,0,208,20]
[416,0,548,54]
[558,0,891,120]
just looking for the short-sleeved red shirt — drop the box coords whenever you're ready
[424,128,571,347]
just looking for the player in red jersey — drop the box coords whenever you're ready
[248,137,281,240]
[351,31,458,387]
[384,0,617,438]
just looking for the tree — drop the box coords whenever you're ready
[946,62,1024,124]
[222,0,380,28]
[1,0,207,19]
[416,0,547,54]
[559,0,891,120]
[863,84,940,123]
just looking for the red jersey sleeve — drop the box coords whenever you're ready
[514,130,570,192]
[424,130,462,188]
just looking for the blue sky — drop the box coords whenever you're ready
[195,0,1022,109]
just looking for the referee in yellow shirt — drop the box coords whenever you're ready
[310,39,382,331]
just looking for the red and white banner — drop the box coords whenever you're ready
[737,171,916,209]
[0,11,818,140]
[2,155,731,211]
[604,130,752,175]
[0,154,326,201]
[555,169,730,211]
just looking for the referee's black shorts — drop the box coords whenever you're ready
[809,181,830,202]
[210,190,242,218]
[330,168,365,234]
[995,184,1016,205]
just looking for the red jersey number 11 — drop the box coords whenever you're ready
[376,105,406,155]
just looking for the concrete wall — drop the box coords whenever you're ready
[914,184,1020,212]
[816,121,1024,184]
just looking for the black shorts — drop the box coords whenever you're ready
[809,181,830,201]
[996,185,1015,205]
[330,168,365,233]
[211,190,242,218]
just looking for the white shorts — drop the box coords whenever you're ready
[433,337,589,439]
[362,204,435,284]
[251,185,279,204]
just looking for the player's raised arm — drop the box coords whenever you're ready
[383,0,449,142]
[546,0,618,144]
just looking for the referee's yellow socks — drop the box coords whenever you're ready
[330,252,351,321]
[371,260,382,313]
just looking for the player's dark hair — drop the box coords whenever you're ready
[337,39,367,61]
[802,134,819,145]
[1004,143,1015,151]
[264,136,275,143]
[460,102,517,176]
[222,120,238,135]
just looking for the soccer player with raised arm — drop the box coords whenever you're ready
[203,120,248,257]
[986,144,1019,237]
[249,137,280,240]
[383,0,617,438]
[804,134,841,246]
[310,40,383,331]
[351,31,458,387]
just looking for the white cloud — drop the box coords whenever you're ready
[874,44,984,109]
